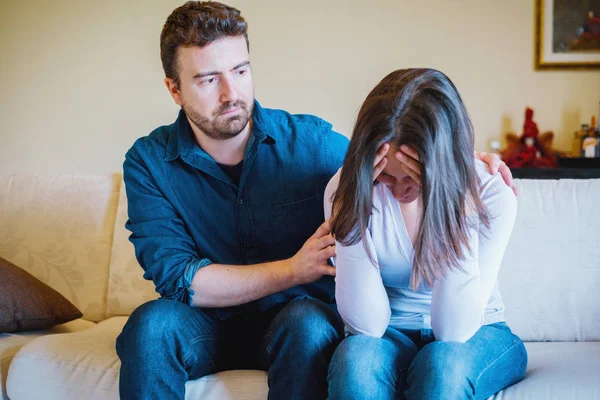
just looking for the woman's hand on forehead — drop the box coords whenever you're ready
[396,145,422,185]
[373,142,390,182]
[373,142,422,187]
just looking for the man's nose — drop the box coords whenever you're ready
[219,77,238,104]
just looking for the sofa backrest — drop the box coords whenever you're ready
[500,178,600,342]
[3,174,599,341]
[0,174,120,322]
[107,177,600,342]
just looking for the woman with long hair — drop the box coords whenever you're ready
[325,68,527,399]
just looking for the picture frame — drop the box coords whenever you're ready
[535,0,600,70]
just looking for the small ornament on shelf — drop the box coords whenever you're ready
[500,107,561,168]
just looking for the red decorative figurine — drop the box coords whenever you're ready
[501,107,558,168]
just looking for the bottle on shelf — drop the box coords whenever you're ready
[573,123,589,157]
[590,115,598,134]
[582,115,599,158]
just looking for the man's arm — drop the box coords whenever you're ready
[190,220,336,307]
[125,146,334,309]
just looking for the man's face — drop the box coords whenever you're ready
[377,144,421,203]
[166,36,254,140]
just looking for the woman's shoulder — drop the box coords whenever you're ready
[475,159,506,192]
[474,160,517,212]
[324,168,342,203]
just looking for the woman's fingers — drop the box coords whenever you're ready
[373,143,390,181]
[396,145,422,184]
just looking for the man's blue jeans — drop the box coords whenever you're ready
[116,297,344,400]
[328,322,528,400]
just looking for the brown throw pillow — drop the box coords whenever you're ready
[0,256,83,333]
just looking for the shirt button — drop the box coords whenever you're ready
[239,199,243,205]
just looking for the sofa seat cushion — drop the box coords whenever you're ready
[1,319,95,400]
[185,370,268,400]
[8,317,598,400]
[489,342,600,399]
[6,316,268,400]
[7,317,125,400]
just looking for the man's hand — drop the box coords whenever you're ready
[288,219,336,285]
[474,151,517,195]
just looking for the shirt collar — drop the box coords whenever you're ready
[164,100,276,162]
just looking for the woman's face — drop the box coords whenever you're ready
[377,144,421,204]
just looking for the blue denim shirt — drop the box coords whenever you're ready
[123,101,349,319]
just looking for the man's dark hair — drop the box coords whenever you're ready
[160,1,249,87]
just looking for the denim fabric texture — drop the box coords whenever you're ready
[117,297,345,399]
[328,322,528,400]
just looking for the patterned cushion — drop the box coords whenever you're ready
[106,179,159,316]
[0,174,120,322]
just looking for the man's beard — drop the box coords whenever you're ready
[183,100,254,141]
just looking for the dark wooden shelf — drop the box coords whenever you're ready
[510,157,600,179]
[511,167,600,179]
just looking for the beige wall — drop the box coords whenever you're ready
[1,0,599,174]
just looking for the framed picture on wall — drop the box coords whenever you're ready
[535,0,600,69]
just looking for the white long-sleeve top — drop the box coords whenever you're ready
[324,161,517,343]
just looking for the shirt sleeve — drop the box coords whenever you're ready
[324,172,391,337]
[123,146,213,306]
[322,120,349,174]
[430,174,517,343]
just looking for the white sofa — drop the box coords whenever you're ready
[1,174,599,400]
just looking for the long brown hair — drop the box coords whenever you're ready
[331,68,490,289]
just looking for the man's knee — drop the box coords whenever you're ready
[278,299,343,338]
[268,298,344,353]
[116,299,209,357]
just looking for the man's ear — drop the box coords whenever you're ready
[165,78,183,106]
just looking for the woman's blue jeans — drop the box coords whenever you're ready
[328,322,528,400]
[116,297,344,400]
